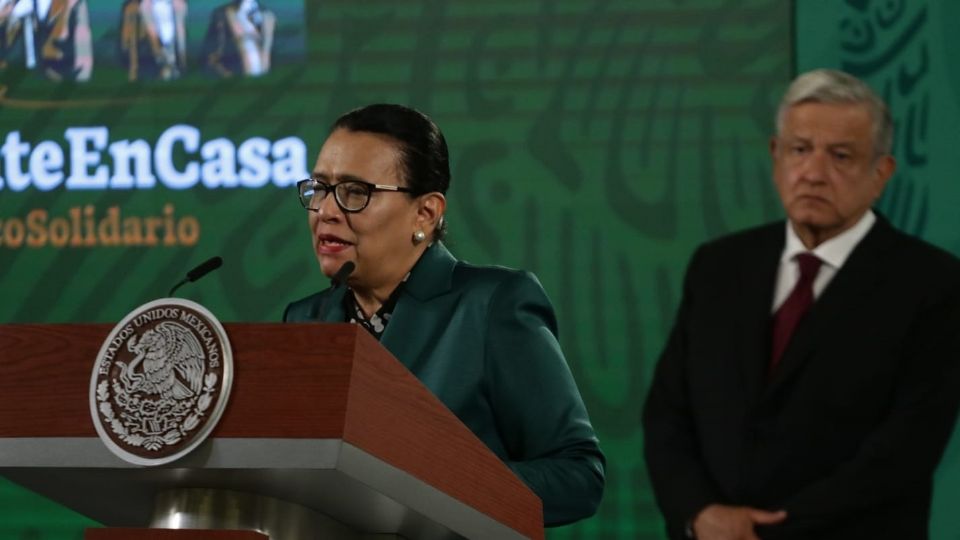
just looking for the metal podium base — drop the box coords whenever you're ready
[150,488,404,540]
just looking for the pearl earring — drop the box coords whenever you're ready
[413,230,426,244]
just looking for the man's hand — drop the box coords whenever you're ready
[692,504,787,540]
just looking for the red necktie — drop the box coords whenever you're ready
[770,253,822,370]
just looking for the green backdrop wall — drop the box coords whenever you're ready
[796,2,960,538]
[2,1,955,538]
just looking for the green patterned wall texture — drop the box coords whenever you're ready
[0,1,791,538]
[796,2,960,539]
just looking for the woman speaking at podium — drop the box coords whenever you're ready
[283,104,605,526]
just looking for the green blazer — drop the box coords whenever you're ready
[284,242,605,526]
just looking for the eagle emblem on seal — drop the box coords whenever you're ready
[90,299,232,465]
[121,321,205,401]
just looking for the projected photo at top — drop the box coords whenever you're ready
[0,0,305,83]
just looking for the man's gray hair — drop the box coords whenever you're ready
[776,69,893,157]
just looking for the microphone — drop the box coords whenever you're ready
[168,256,224,296]
[330,261,355,288]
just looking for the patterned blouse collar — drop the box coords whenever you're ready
[342,273,410,340]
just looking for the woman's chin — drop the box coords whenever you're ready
[319,257,351,278]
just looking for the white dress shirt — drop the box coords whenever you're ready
[36,0,52,19]
[771,210,876,312]
[153,0,176,48]
[237,0,265,76]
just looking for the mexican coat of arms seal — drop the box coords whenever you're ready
[89,298,233,466]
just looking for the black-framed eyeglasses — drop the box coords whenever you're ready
[296,178,415,213]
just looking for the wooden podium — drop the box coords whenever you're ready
[0,323,543,540]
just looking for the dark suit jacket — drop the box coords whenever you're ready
[284,242,605,527]
[643,216,960,539]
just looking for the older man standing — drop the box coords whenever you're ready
[120,0,189,81]
[202,0,275,78]
[643,69,960,540]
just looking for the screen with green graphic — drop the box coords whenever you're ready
[7,1,957,539]
[11,1,783,538]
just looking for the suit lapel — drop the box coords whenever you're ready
[764,217,895,395]
[737,225,784,405]
[319,287,347,322]
[380,243,461,371]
